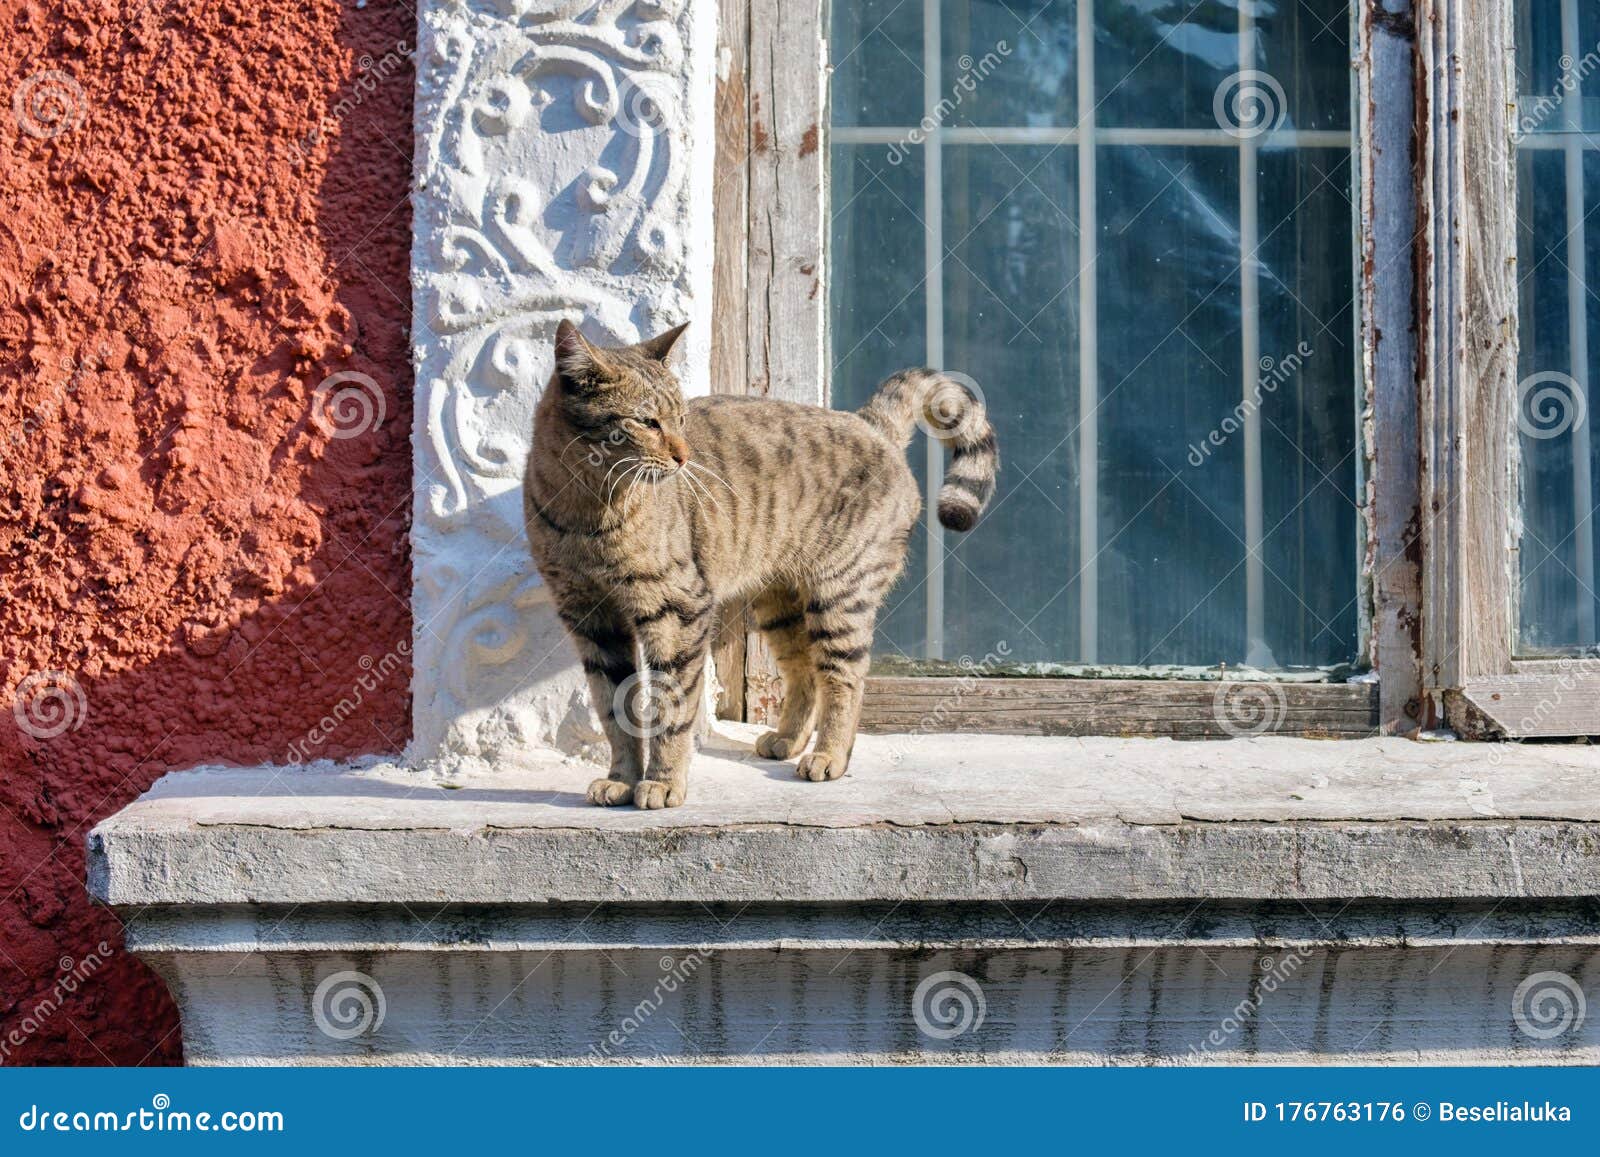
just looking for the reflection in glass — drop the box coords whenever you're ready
[831,1,1357,669]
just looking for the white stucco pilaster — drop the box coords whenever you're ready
[407,0,717,766]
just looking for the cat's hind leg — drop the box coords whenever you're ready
[751,588,819,760]
[794,557,894,782]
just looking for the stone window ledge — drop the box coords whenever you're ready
[90,726,1600,908]
[86,727,1600,1064]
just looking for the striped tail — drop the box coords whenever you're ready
[857,367,999,532]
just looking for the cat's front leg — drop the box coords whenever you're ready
[632,613,712,809]
[569,622,645,806]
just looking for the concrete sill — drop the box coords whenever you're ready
[89,725,1600,907]
[86,727,1600,1065]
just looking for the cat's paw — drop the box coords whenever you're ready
[755,730,804,759]
[587,778,634,806]
[634,779,685,809]
[796,752,847,782]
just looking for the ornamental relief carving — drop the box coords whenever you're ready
[409,0,713,761]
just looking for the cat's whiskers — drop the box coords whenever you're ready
[675,472,706,519]
[678,466,723,515]
[618,463,650,509]
[685,460,740,511]
[605,457,643,505]
[673,469,705,515]
[603,453,639,483]
[684,459,735,495]
[624,463,664,511]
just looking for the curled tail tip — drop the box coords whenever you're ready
[938,496,980,532]
[937,462,997,531]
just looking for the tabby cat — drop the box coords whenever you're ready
[523,319,998,808]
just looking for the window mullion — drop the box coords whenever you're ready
[924,0,946,660]
[1077,0,1100,663]
[1240,0,1267,665]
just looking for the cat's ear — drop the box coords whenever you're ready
[554,318,606,389]
[637,320,689,364]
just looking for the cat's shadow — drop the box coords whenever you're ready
[756,759,806,783]
[699,730,855,785]
[698,734,802,782]
[504,732,790,806]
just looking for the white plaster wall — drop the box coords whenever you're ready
[408,0,718,767]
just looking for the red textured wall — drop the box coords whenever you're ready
[0,1,414,1064]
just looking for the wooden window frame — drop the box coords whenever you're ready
[709,0,1600,741]
[1424,0,1600,737]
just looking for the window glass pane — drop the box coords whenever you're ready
[1516,0,1600,135]
[830,0,1358,671]
[938,0,1076,128]
[943,143,1081,661]
[1097,144,1245,663]
[1257,147,1360,665]
[831,143,931,655]
[1515,0,1600,654]
[1097,0,1349,133]
[831,0,925,127]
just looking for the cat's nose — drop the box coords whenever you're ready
[668,437,691,466]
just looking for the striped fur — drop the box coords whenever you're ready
[524,321,998,809]
[857,368,1000,531]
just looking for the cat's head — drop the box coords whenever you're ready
[551,318,692,476]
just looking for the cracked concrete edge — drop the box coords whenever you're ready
[88,818,1600,907]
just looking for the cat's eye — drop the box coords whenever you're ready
[639,417,661,429]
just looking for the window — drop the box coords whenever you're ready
[1515,0,1600,655]
[719,0,1600,738]
[829,1,1360,674]
[1428,0,1600,737]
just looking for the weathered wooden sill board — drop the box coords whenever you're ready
[1452,675,1600,740]
[859,677,1379,739]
